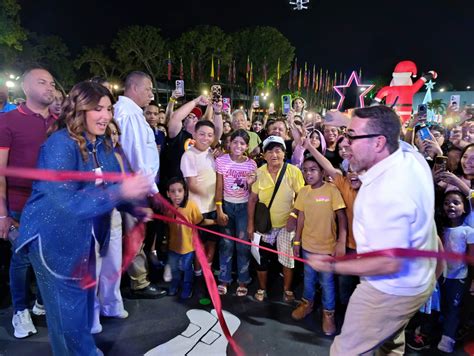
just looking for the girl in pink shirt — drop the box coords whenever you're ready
[215,129,257,296]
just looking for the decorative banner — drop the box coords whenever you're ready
[217,58,220,82]
[333,70,375,111]
[179,58,184,80]
[298,68,302,91]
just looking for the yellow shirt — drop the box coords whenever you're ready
[168,200,203,254]
[333,175,357,249]
[252,163,305,228]
[294,183,346,254]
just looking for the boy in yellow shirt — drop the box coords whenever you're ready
[166,177,215,299]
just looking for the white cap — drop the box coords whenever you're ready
[262,135,286,151]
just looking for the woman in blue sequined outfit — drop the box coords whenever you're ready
[13,82,152,356]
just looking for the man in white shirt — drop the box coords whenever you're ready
[308,106,437,355]
[114,71,166,299]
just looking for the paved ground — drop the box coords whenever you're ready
[0,269,472,356]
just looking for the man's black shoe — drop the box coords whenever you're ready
[129,284,167,299]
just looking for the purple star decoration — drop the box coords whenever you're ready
[333,71,375,111]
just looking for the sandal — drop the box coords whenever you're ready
[254,289,267,302]
[236,286,248,297]
[283,290,295,303]
[217,284,228,296]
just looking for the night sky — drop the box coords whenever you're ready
[18,0,473,89]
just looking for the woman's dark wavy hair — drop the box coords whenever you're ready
[50,81,115,161]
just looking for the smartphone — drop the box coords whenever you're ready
[222,97,231,112]
[269,102,275,114]
[211,85,222,104]
[450,95,460,112]
[253,96,260,108]
[434,155,448,172]
[417,126,431,141]
[281,94,292,115]
[8,225,19,243]
[418,104,427,119]
[175,80,184,96]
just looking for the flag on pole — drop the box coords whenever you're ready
[190,57,195,82]
[179,58,184,80]
[293,58,298,88]
[263,57,268,86]
[359,67,362,80]
[303,62,308,88]
[298,68,302,91]
[315,71,319,92]
[319,68,323,92]
[167,51,172,81]
[217,58,220,82]
[232,59,236,85]
[312,64,316,90]
[210,56,215,81]
[246,56,250,83]
[250,62,253,86]
[288,67,292,90]
[276,57,281,90]
[227,60,232,84]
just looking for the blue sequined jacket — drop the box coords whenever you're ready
[15,129,134,280]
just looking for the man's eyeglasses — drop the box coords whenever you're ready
[343,133,385,144]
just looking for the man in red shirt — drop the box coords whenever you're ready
[0,68,56,339]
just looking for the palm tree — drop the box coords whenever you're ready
[428,99,447,115]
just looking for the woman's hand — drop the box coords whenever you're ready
[120,174,152,201]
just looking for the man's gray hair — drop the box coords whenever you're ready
[231,109,247,122]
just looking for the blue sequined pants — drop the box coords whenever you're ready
[28,238,99,356]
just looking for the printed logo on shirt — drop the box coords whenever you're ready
[184,138,195,151]
[314,196,330,203]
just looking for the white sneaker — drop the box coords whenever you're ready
[438,334,455,353]
[32,300,46,316]
[12,309,37,339]
[91,323,103,334]
[112,310,129,319]
[163,264,172,282]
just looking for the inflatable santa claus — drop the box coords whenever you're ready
[374,60,437,123]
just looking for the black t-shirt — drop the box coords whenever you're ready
[160,130,193,186]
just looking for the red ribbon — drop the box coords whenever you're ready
[4,166,474,356]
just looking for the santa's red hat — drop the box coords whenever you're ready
[392,60,417,78]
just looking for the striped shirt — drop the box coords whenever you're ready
[215,154,257,203]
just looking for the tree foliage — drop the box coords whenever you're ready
[75,46,115,78]
[232,27,294,88]
[0,0,27,50]
[173,26,232,83]
[111,25,166,87]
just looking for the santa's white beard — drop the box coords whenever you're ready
[390,76,413,86]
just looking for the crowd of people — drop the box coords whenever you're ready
[0,67,474,355]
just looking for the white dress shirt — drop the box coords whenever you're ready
[114,96,159,193]
[354,141,437,296]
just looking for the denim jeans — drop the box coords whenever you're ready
[441,277,468,338]
[218,201,251,284]
[168,251,194,290]
[9,210,43,312]
[302,250,335,310]
[338,248,359,305]
[28,237,99,356]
